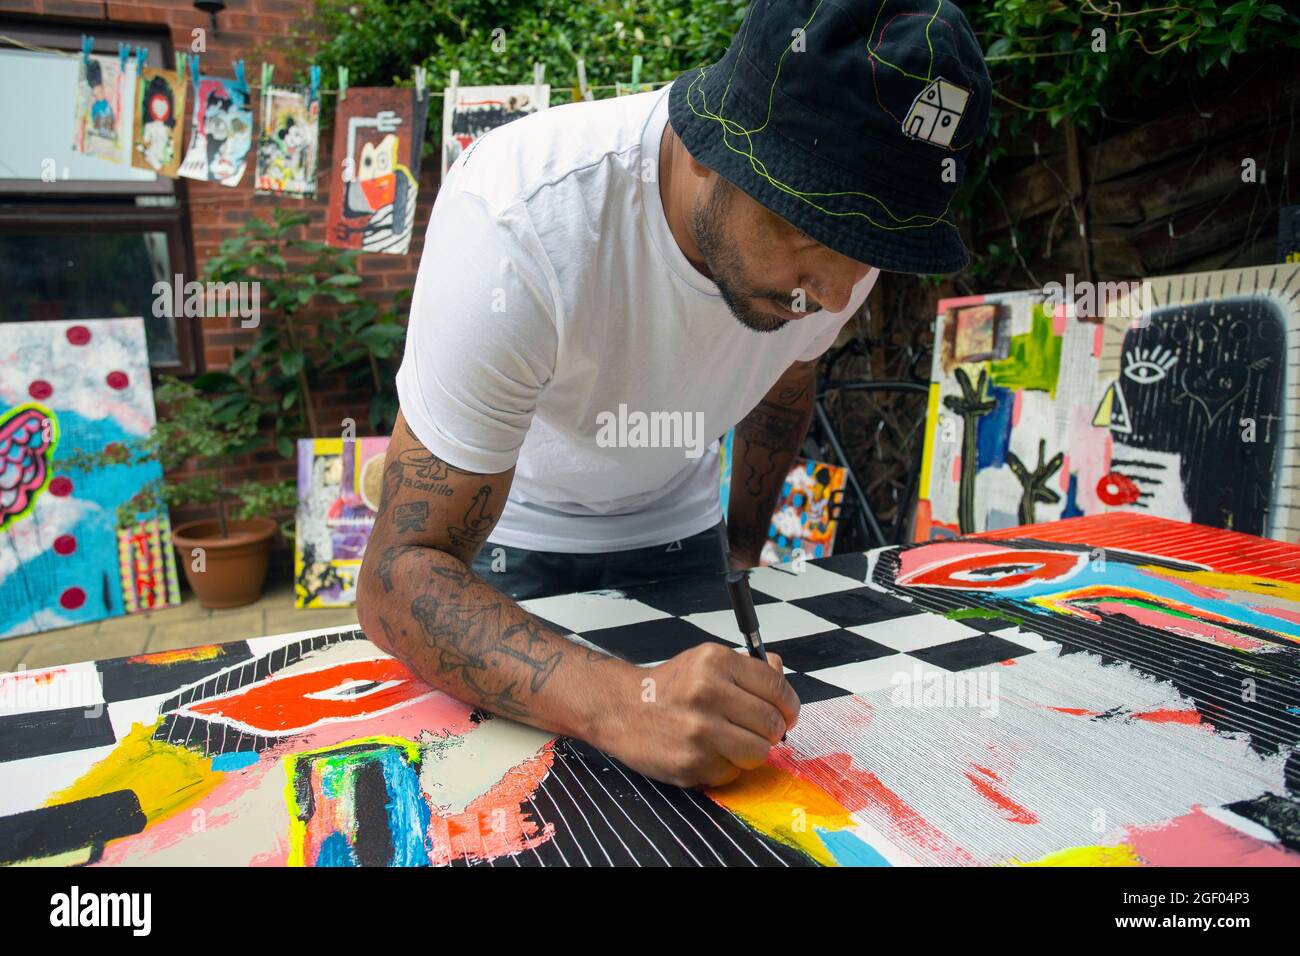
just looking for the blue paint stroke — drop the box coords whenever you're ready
[816,828,892,867]
[379,747,432,867]
[211,751,260,772]
[1061,473,1084,518]
[976,385,1014,470]
[961,560,1300,643]
[317,830,358,867]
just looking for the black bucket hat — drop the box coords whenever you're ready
[669,0,991,274]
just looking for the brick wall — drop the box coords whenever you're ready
[3,0,438,522]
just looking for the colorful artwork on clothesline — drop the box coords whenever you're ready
[130,67,186,176]
[72,53,135,165]
[326,88,428,256]
[178,68,253,187]
[254,85,320,199]
[916,264,1300,544]
[441,83,549,178]
[295,437,389,608]
[1,512,1295,866]
[0,318,180,640]
[761,459,848,566]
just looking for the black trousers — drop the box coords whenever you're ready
[470,521,729,600]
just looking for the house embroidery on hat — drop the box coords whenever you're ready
[902,77,971,148]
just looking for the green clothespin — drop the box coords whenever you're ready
[631,54,643,91]
[337,65,349,102]
[176,52,188,88]
[260,62,274,92]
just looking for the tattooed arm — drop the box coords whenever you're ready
[357,409,633,736]
[356,409,799,788]
[726,358,817,569]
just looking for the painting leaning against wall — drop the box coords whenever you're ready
[916,263,1300,544]
[0,318,180,639]
[295,437,388,608]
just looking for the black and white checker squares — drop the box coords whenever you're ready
[518,557,1051,703]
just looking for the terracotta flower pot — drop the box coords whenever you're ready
[172,516,278,609]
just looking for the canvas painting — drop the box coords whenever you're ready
[0,318,180,639]
[130,67,186,176]
[325,88,428,256]
[761,458,848,565]
[917,264,1300,543]
[295,437,388,608]
[178,70,253,187]
[254,85,320,199]
[0,512,1295,866]
[441,83,549,177]
[72,53,135,165]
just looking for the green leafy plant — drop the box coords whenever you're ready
[204,208,368,456]
[62,377,297,536]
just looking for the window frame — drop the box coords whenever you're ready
[0,16,202,374]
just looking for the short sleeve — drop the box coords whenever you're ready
[797,266,880,362]
[395,189,558,474]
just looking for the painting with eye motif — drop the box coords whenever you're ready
[325,88,428,256]
[917,264,1300,544]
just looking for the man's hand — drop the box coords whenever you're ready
[594,643,800,788]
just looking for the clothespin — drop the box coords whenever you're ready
[119,42,130,73]
[176,53,188,88]
[337,65,349,102]
[191,54,201,99]
[309,64,321,104]
[232,59,247,94]
[631,54,643,91]
[260,61,274,92]
[576,57,592,101]
[135,46,147,75]
[533,61,545,109]
[445,68,458,108]
[414,64,428,101]
[81,34,93,66]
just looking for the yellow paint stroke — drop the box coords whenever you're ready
[917,382,941,502]
[708,765,854,867]
[46,721,221,826]
[11,846,94,867]
[1141,566,1300,604]
[283,735,421,867]
[1006,843,1143,867]
[128,644,222,665]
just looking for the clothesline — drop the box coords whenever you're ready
[0,32,674,97]
[0,29,1076,101]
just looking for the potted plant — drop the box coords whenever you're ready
[64,377,297,609]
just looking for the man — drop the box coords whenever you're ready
[357,0,990,787]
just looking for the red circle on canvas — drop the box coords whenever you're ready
[106,370,129,390]
[60,587,86,610]
[66,325,92,346]
[54,535,77,555]
[28,380,53,400]
[48,476,73,497]
[1096,472,1141,505]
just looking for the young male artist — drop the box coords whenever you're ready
[357,0,991,787]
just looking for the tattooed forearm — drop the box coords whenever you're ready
[727,366,816,558]
[446,485,496,550]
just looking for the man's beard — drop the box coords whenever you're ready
[689,180,792,334]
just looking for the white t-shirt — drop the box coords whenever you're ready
[396,83,878,553]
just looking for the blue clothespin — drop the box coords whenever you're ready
[80,34,93,66]
[232,59,247,94]
[136,46,147,75]
[191,54,202,100]
[309,64,321,103]
[118,42,129,72]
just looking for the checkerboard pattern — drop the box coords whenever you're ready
[519,555,1051,703]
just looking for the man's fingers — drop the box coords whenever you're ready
[703,718,774,773]
[728,653,800,731]
[716,680,789,745]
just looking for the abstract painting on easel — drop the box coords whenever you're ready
[916,264,1300,543]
